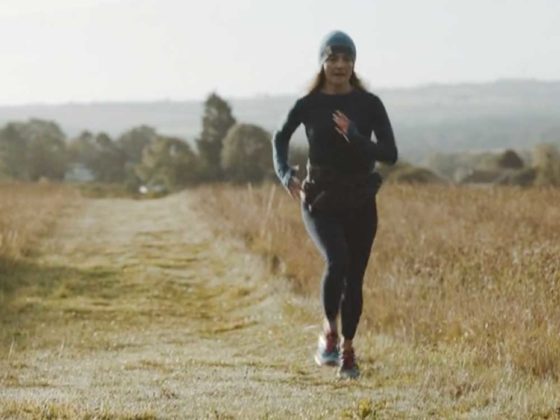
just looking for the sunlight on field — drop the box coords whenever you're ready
[0,399,157,420]
[1,183,559,417]
[196,183,560,381]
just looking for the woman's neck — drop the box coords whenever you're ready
[320,82,353,95]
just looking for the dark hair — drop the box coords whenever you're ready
[308,69,368,94]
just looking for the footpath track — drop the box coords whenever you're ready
[0,192,407,419]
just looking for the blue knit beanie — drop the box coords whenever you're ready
[319,30,356,65]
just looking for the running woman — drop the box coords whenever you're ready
[272,30,398,379]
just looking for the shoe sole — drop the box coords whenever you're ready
[336,369,360,379]
[314,353,339,367]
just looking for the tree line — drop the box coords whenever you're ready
[0,93,306,192]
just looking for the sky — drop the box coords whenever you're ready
[1,0,559,105]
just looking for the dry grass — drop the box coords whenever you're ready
[3,181,560,417]
[0,181,80,355]
[0,399,157,419]
[194,182,560,381]
[4,191,402,419]
[0,181,78,262]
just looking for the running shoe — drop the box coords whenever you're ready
[337,347,360,379]
[314,331,340,366]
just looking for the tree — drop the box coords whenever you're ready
[221,123,273,183]
[115,126,159,191]
[196,92,236,181]
[116,125,158,164]
[68,131,96,165]
[0,119,67,181]
[90,133,127,183]
[135,136,199,191]
[0,122,29,179]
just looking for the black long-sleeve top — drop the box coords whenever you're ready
[272,88,398,187]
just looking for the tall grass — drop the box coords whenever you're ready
[0,181,77,263]
[196,183,560,379]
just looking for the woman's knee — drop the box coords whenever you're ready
[325,254,348,279]
[343,277,364,305]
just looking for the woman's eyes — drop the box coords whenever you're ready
[327,55,352,63]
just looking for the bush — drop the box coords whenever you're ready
[221,123,273,183]
[533,143,560,187]
[380,162,447,184]
[496,168,537,187]
[459,169,503,184]
[497,149,524,169]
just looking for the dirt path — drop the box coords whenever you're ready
[0,192,414,419]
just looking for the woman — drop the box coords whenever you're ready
[272,30,398,379]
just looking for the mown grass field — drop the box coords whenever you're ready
[1,181,560,418]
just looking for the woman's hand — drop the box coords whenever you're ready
[287,176,304,201]
[332,110,352,143]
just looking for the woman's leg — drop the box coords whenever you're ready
[301,204,348,329]
[340,197,378,344]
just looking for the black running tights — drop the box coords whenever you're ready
[301,198,377,340]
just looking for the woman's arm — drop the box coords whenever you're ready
[346,96,398,165]
[272,99,303,187]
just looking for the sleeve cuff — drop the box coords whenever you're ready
[347,122,367,145]
[281,167,296,188]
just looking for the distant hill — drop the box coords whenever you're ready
[1,79,559,162]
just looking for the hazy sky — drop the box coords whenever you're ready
[1,0,559,104]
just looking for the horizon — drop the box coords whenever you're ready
[2,0,559,106]
[1,77,558,107]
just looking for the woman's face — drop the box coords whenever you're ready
[322,52,354,86]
